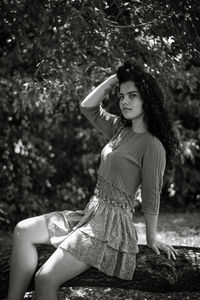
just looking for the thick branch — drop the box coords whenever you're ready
[0,245,200,298]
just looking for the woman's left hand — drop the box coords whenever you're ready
[147,239,178,260]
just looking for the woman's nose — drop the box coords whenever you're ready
[122,96,129,105]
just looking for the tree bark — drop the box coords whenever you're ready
[0,245,200,298]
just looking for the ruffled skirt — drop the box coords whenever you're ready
[43,191,139,281]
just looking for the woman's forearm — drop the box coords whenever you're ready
[144,212,178,259]
[81,74,118,108]
[144,212,158,245]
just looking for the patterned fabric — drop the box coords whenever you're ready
[44,174,139,280]
[80,103,166,214]
[43,102,166,281]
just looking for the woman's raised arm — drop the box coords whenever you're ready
[80,74,118,108]
[80,75,123,139]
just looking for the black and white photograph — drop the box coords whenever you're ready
[0,0,200,299]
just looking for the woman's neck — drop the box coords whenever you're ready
[131,117,148,133]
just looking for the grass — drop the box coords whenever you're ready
[134,211,200,247]
[1,212,200,299]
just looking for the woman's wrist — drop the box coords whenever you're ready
[146,235,157,246]
[105,74,118,87]
[144,212,159,247]
[81,74,118,107]
[101,74,118,96]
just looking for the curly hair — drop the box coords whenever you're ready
[116,61,181,176]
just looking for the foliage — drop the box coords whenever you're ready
[0,0,200,227]
[0,74,100,226]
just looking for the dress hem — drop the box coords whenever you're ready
[44,214,137,281]
[58,245,135,281]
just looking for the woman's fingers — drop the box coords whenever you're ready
[148,241,178,260]
[162,244,177,260]
[151,244,160,255]
[166,248,172,260]
[169,245,179,256]
[171,250,176,260]
[167,245,178,260]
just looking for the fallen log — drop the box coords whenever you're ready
[0,245,200,298]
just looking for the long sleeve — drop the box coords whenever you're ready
[141,137,166,214]
[80,103,123,139]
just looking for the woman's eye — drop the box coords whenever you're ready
[130,94,136,99]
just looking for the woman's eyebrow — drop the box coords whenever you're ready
[118,90,138,95]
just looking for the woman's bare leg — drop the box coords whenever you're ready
[7,215,51,300]
[35,231,91,300]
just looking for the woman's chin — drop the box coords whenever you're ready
[122,112,134,119]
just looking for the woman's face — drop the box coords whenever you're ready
[118,81,144,120]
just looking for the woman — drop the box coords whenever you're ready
[7,61,179,300]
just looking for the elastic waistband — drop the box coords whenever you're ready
[86,194,135,220]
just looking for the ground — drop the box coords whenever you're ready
[1,212,200,300]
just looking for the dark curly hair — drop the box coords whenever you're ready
[116,61,181,176]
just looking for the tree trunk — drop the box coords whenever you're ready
[0,245,200,298]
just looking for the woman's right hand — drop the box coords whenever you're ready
[81,74,118,107]
[106,74,118,87]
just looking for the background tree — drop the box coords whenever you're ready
[0,0,200,228]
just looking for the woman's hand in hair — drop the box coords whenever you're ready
[107,74,118,86]
[103,74,118,95]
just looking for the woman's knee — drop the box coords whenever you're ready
[13,219,32,242]
[35,268,58,291]
[13,216,50,244]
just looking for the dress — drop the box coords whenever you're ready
[43,103,166,280]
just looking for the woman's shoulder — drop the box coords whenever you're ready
[142,134,166,156]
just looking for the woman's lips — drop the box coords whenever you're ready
[123,108,132,111]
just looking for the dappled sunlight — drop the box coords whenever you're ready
[133,212,200,247]
[134,220,146,244]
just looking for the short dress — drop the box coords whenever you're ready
[43,103,166,280]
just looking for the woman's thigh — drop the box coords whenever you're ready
[14,214,51,245]
[35,247,91,289]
